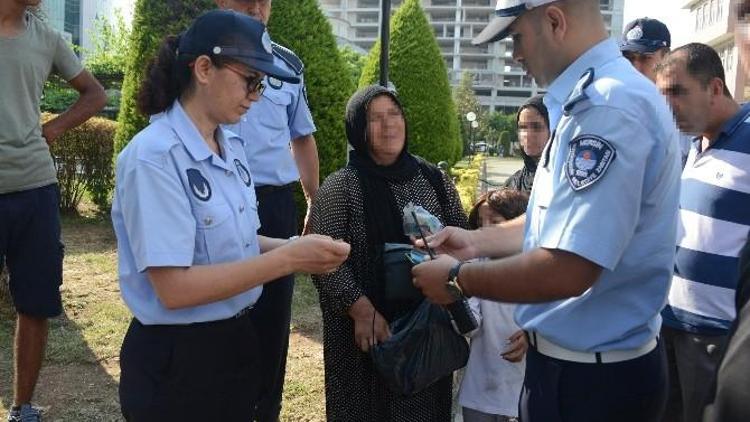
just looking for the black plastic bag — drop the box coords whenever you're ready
[370,299,470,396]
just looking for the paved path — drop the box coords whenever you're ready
[482,156,524,190]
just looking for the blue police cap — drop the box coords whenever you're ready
[473,0,561,45]
[619,18,671,54]
[177,10,299,84]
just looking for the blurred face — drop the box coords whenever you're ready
[623,49,668,82]
[737,1,750,76]
[479,203,506,228]
[216,0,271,25]
[656,58,712,136]
[517,107,549,158]
[366,95,406,166]
[195,57,264,124]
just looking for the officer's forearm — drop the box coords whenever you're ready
[476,214,526,258]
[291,134,319,201]
[258,235,287,253]
[146,253,296,310]
[460,248,602,303]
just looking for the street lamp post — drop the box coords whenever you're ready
[379,0,391,87]
[471,120,479,151]
[466,111,477,152]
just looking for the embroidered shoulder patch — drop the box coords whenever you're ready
[187,168,212,201]
[565,135,616,191]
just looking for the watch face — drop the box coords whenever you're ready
[446,282,462,300]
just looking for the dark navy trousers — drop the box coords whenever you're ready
[520,340,668,422]
[249,184,298,422]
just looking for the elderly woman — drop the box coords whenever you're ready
[504,95,550,193]
[309,85,468,421]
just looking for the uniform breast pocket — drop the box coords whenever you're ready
[194,203,241,265]
[260,88,293,130]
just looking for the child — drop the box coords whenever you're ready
[460,189,529,422]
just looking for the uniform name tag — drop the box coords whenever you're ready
[565,135,616,191]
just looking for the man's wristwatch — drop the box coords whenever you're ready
[446,261,468,299]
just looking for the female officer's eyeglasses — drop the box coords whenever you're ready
[223,64,265,96]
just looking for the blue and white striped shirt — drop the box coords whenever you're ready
[663,103,750,335]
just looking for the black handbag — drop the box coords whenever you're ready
[370,299,470,396]
[382,243,425,303]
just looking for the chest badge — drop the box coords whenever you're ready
[565,135,616,191]
[268,77,283,90]
[234,159,252,187]
[187,168,212,201]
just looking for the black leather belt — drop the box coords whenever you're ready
[254,182,295,196]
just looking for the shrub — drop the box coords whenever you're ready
[44,113,117,213]
[268,0,355,180]
[451,154,484,212]
[359,0,462,166]
[268,0,356,230]
[114,0,214,154]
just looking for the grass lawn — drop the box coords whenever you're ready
[0,212,327,421]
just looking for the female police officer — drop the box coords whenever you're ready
[111,10,350,421]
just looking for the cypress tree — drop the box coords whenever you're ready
[359,0,461,165]
[114,0,213,153]
[268,0,355,180]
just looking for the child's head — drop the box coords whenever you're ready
[468,189,530,229]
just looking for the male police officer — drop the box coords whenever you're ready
[412,1,681,421]
[619,17,671,82]
[215,1,319,421]
[619,17,693,167]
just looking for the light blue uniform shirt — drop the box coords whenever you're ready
[224,52,316,187]
[516,39,682,352]
[112,100,262,325]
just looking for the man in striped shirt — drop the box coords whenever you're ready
[656,43,749,422]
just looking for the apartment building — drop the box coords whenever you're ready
[320,0,625,112]
[41,0,118,54]
[683,0,748,100]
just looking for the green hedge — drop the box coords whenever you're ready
[359,0,461,166]
[43,114,117,214]
[268,0,355,180]
[451,154,484,213]
[114,0,213,154]
[268,0,356,230]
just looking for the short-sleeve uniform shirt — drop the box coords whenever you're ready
[224,49,316,187]
[0,12,83,193]
[516,39,682,352]
[112,100,262,325]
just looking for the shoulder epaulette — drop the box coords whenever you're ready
[563,68,595,116]
[272,42,304,75]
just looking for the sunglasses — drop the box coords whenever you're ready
[223,64,265,96]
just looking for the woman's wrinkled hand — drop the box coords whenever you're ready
[349,297,391,353]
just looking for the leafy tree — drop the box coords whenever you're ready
[114,0,213,154]
[83,10,131,89]
[268,0,355,180]
[454,71,481,154]
[359,0,461,165]
[339,45,368,87]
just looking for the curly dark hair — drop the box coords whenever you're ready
[468,188,530,230]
